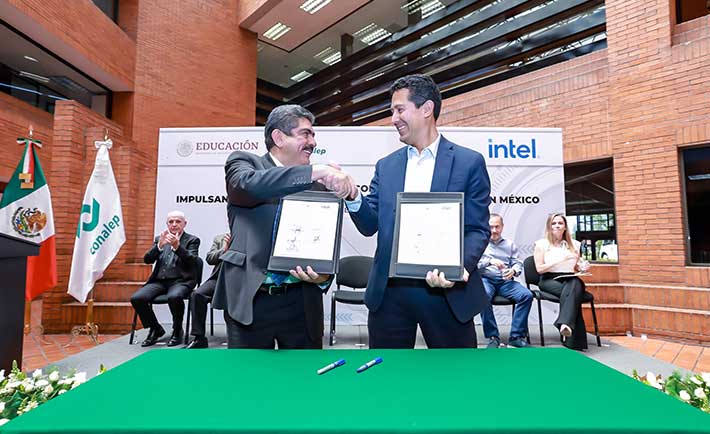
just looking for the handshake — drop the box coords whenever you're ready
[311,163,359,201]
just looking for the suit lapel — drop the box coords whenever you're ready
[430,136,454,192]
[263,153,276,168]
[391,147,408,193]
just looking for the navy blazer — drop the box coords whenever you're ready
[349,135,491,323]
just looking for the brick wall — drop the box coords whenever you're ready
[125,0,258,253]
[41,100,154,333]
[409,0,710,341]
[0,92,53,182]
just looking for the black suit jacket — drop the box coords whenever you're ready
[144,231,201,288]
[213,152,326,342]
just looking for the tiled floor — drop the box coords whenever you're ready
[21,300,121,372]
[20,300,710,374]
[607,335,710,373]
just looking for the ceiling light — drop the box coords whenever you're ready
[18,71,50,83]
[300,0,331,14]
[23,55,38,62]
[353,23,391,45]
[314,47,341,65]
[263,22,291,41]
[420,0,445,18]
[401,0,445,18]
[290,71,313,82]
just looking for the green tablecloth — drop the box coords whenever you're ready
[3,348,709,433]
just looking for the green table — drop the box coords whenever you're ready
[3,348,709,433]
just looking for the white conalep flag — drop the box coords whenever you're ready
[68,142,126,303]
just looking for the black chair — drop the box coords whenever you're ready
[523,256,601,347]
[490,294,532,344]
[329,256,373,346]
[129,257,204,345]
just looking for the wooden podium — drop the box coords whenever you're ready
[0,232,39,372]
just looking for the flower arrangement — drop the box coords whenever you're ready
[632,370,710,413]
[0,361,101,426]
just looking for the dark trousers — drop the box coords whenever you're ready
[190,278,216,337]
[368,279,477,349]
[224,283,322,349]
[130,279,191,331]
[538,274,588,350]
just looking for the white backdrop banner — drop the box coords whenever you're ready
[154,127,564,327]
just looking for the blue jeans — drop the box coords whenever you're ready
[481,277,533,340]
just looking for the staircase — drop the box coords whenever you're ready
[61,263,152,334]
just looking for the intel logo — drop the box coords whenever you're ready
[487,139,539,159]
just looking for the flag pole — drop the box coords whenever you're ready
[24,302,31,335]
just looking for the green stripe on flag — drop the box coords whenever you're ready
[0,144,48,208]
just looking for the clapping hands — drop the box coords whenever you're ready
[159,229,179,250]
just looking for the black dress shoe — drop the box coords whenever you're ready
[184,336,208,349]
[141,326,165,347]
[167,328,184,347]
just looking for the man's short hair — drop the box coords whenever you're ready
[490,213,503,225]
[264,104,316,150]
[167,210,186,221]
[389,74,442,120]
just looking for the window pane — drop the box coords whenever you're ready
[564,159,617,262]
[676,0,710,24]
[683,146,710,263]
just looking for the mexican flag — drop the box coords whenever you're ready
[67,143,125,303]
[0,137,57,300]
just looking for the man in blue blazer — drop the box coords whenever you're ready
[346,75,491,348]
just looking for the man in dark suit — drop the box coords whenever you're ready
[184,232,230,349]
[130,210,201,347]
[212,104,355,349]
[345,74,491,348]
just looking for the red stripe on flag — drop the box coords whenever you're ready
[28,144,35,178]
[26,235,57,301]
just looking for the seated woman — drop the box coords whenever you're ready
[533,213,589,351]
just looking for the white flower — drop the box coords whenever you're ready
[701,372,710,384]
[43,385,54,395]
[6,380,21,390]
[645,372,663,390]
[49,371,59,382]
[25,401,38,411]
[694,388,707,399]
[0,418,9,426]
[680,390,692,401]
[35,379,49,388]
[0,369,5,381]
[58,390,66,396]
[72,372,87,384]
[691,376,703,385]
[23,382,34,392]
[0,401,5,412]
[32,369,42,379]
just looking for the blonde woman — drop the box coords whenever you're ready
[533,213,589,351]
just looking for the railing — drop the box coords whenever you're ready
[256,0,606,126]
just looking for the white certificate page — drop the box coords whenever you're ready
[396,202,460,266]
[272,200,339,261]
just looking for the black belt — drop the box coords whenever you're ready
[258,282,302,295]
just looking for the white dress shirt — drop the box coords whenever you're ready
[346,134,441,212]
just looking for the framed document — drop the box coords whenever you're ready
[389,192,464,281]
[267,191,344,275]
